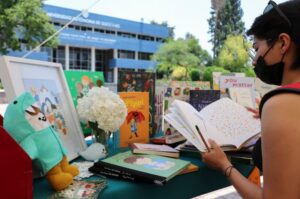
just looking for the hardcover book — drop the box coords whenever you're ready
[130,143,179,158]
[189,90,221,111]
[117,71,156,137]
[64,70,105,136]
[164,98,261,152]
[119,92,149,147]
[89,151,189,185]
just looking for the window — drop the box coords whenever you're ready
[69,47,91,70]
[138,52,153,60]
[95,28,105,33]
[118,50,135,59]
[138,35,155,41]
[105,30,116,35]
[117,31,136,38]
[156,37,165,43]
[52,46,66,69]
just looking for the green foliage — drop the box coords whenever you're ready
[0,81,3,89]
[208,0,245,58]
[203,66,230,85]
[217,35,250,72]
[189,69,201,81]
[172,67,186,80]
[0,0,58,54]
[241,67,256,77]
[152,34,212,80]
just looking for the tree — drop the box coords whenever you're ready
[0,0,58,54]
[203,66,230,86]
[185,33,213,66]
[208,0,245,58]
[217,34,250,72]
[152,38,200,80]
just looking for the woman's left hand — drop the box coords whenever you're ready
[201,139,232,172]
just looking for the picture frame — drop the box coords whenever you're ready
[0,56,87,160]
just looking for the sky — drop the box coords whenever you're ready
[45,0,287,55]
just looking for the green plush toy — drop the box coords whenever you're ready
[4,92,79,191]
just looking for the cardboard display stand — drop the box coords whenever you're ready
[0,115,33,199]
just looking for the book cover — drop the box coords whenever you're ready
[90,151,189,185]
[64,70,105,136]
[189,90,221,111]
[119,92,149,148]
[228,87,255,109]
[117,71,156,137]
[164,98,261,152]
[130,143,179,158]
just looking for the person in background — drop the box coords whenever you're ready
[201,1,300,198]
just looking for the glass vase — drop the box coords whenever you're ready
[88,121,109,152]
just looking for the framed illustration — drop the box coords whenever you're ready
[0,56,87,160]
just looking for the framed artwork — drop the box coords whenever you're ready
[0,56,87,160]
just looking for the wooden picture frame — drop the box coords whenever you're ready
[0,56,87,160]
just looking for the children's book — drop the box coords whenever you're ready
[189,90,221,111]
[119,92,149,148]
[228,87,255,109]
[117,71,156,137]
[164,98,261,152]
[89,151,189,185]
[163,81,210,137]
[64,70,105,136]
[130,143,179,158]
[178,163,199,175]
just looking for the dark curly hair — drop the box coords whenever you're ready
[246,0,300,69]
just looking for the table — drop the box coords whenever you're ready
[33,153,253,199]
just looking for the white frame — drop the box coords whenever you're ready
[0,56,86,160]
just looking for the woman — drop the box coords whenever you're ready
[202,1,300,198]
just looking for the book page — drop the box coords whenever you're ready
[199,98,261,148]
[164,113,206,151]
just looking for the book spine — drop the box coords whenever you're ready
[89,163,166,186]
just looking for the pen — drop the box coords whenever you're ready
[195,125,210,152]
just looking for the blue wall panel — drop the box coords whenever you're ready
[109,58,157,70]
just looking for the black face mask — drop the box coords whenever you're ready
[254,46,285,85]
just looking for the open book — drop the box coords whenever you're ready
[164,98,261,152]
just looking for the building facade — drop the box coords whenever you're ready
[10,4,169,83]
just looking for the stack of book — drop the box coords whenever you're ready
[89,151,190,185]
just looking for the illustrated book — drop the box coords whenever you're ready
[130,143,179,158]
[189,90,221,111]
[64,70,105,137]
[89,151,189,185]
[119,92,149,148]
[117,71,156,137]
[164,98,261,152]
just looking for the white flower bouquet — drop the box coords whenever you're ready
[77,87,127,140]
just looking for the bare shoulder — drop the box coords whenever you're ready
[261,92,300,142]
[261,93,300,198]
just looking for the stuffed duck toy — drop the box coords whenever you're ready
[4,92,79,191]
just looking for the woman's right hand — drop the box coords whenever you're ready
[201,139,232,172]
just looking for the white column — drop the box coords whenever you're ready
[91,47,95,72]
[114,67,118,84]
[113,49,118,58]
[65,45,69,70]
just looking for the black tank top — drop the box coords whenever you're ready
[252,82,300,171]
